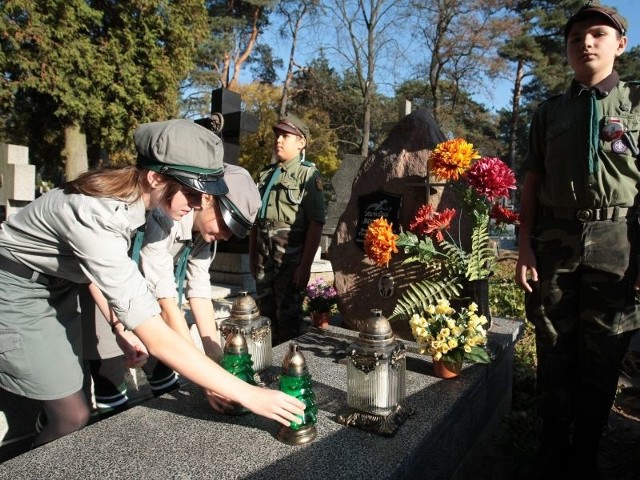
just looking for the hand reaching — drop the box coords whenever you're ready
[114,329,149,368]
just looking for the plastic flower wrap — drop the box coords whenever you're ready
[409,298,491,369]
[303,277,339,315]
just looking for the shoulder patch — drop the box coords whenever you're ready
[316,176,323,191]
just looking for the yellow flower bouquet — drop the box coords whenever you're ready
[409,298,491,373]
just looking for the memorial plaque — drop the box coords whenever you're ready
[354,190,402,249]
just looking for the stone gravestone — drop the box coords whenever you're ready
[328,108,460,340]
[322,153,366,253]
[0,144,35,221]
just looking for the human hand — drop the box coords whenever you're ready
[515,246,538,293]
[293,264,311,290]
[241,386,305,427]
[114,329,149,368]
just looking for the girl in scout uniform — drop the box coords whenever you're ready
[84,164,261,415]
[0,120,304,447]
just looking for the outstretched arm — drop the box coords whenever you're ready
[133,315,305,426]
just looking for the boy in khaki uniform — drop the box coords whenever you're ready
[516,3,640,478]
[250,114,325,344]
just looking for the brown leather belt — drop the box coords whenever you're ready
[0,254,51,286]
[540,206,635,222]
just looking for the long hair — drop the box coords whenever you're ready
[64,166,182,205]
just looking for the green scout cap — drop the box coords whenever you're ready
[272,114,310,142]
[564,3,628,39]
[217,164,261,239]
[135,119,228,195]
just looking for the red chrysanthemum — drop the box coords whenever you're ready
[465,157,516,202]
[490,204,520,226]
[409,204,457,243]
[364,217,399,267]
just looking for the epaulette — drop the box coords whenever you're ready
[301,160,316,168]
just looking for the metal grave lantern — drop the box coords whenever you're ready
[219,291,272,372]
[276,343,318,445]
[337,309,413,436]
[221,327,256,415]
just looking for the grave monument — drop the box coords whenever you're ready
[329,108,464,339]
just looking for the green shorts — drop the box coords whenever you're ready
[0,269,83,400]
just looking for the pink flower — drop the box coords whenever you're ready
[465,157,515,202]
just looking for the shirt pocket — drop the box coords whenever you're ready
[0,329,32,377]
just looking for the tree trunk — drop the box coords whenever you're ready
[63,123,88,182]
[508,59,524,204]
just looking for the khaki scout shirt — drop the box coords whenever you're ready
[524,73,640,208]
[139,209,214,300]
[257,154,325,228]
[0,188,160,329]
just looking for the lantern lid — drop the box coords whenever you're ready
[230,291,260,322]
[282,343,308,377]
[224,327,249,355]
[356,309,395,347]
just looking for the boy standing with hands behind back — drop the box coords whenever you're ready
[516,2,640,478]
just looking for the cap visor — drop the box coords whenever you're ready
[174,176,229,196]
[273,124,303,137]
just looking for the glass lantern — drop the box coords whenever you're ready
[276,343,318,445]
[221,327,256,415]
[337,309,413,436]
[219,291,272,373]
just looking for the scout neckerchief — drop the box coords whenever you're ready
[258,164,282,219]
[588,90,599,175]
[131,228,192,308]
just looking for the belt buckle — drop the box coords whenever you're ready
[575,209,592,222]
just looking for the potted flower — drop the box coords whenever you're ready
[303,277,339,328]
[409,298,491,378]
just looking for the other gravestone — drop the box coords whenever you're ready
[0,144,35,221]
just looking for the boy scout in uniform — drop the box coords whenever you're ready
[250,114,325,344]
[515,3,640,478]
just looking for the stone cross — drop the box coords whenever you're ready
[0,144,34,221]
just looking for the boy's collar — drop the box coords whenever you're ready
[572,70,619,98]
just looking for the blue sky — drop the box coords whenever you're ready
[481,1,640,111]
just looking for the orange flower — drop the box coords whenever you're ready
[364,217,399,267]
[429,138,480,181]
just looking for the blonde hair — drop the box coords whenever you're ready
[64,166,182,204]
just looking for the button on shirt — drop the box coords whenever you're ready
[0,188,160,330]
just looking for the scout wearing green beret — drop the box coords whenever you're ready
[516,3,640,478]
[250,113,326,344]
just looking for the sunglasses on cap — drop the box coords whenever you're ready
[158,165,229,196]
[218,195,254,239]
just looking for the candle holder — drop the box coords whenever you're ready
[219,291,272,374]
[221,327,256,415]
[276,343,318,445]
[337,309,413,436]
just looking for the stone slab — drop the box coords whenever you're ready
[0,318,522,479]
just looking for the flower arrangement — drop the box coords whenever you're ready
[363,138,519,321]
[409,298,491,371]
[303,277,339,315]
